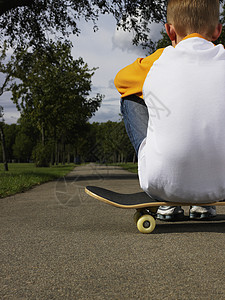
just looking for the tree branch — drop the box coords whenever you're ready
[0,74,11,96]
[0,0,34,16]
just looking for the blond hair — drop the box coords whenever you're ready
[167,0,220,38]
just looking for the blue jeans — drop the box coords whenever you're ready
[120,95,149,154]
[121,95,161,200]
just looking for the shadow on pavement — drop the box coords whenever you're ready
[61,173,138,182]
[72,220,225,235]
[70,212,225,235]
[156,219,225,234]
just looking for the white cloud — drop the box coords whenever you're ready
[112,28,146,56]
[112,22,164,54]
[108,79,115,89]
[90,99,121,123]
[149,22,165,41]
[71,15,148,123]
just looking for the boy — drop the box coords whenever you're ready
[114,0,225,220]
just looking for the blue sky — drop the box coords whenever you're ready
[0,14,163,124]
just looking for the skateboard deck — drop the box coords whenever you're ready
[85,186,225,208]
[85,186,225,234]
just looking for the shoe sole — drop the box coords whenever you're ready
[189,212,216,220]
[157,213,184,221]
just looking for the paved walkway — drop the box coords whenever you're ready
[0,163,225,299]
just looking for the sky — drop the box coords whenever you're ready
[0,14,163,124]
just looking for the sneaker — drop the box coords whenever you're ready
[189,206,216,220]
[157,206,184,221]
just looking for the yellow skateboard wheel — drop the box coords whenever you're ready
[136,215,156,234]
[133,211,142,224]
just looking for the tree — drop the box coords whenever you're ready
[1,123,18,161]
[155,30,171,50]
[0,42,14,95]
[9,40,102,165]
[82,121,134,164]
[13,131,34,162]
[0,0,32,15]
[0,0,169,49]
[0,106,8,171]
[1,1,225,49]
[0,44,11,171]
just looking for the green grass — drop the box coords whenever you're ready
[0,163,76,198]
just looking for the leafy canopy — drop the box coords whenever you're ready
[0,0,169,48]
[8,40,102,141]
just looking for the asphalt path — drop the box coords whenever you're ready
[0,163,225,299]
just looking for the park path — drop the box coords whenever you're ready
[0,163,225,299]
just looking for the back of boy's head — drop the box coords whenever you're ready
[167,0,220,38]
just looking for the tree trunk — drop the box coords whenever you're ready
[62,142,66,165]
[51,148,54,165]
[67,151,70,164]
[0,124,8,171]
[41,125,45,146]
[55,141,59,165]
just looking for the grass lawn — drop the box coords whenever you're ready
[0,163,76,198]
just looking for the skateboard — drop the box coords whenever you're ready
[85,186,225,234]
